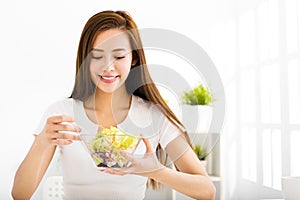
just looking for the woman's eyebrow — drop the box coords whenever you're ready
[112,48,127,52]
[91,48,127,52]
[91,48,104,52]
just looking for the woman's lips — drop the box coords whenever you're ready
[99,75,119,83]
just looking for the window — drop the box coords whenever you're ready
[210,0,300,198]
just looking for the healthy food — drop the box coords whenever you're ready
[88,126,140,168]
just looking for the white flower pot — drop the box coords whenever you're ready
[181,105,213,133]
[282,176,300,200]
[200,160,207,170]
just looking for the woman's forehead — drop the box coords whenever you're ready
[93,29,131,51]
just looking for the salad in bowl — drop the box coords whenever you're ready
[81,126,141,168]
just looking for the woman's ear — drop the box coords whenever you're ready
[131,51,138,66]
[131,57,137,66]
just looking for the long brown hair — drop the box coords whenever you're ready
[70,10,192,189]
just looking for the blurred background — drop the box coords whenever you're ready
[0,0,299,199]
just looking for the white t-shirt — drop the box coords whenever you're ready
[31,95,181,200]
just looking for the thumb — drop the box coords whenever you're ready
[142,138,154,153]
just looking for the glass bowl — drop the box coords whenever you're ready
[80,128,141,169]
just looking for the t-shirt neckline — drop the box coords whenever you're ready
[77,95,135,129]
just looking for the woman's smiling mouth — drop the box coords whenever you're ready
[99,75,119,83]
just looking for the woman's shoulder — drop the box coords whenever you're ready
[131,95,166,124]
[44,98,77,114]
[48,97,75,107]
[132,95,161,113]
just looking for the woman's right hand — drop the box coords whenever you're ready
[11,115,81,199]
[35,115,81,148]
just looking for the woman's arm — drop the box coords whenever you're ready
[11,139,56,200]
[11,115,81,200]
[150,167,215,200]
[104,136,216,200]
[151,135,216,200]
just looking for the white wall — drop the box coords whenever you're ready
[0,0,224,199]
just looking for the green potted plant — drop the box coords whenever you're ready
[194,144,208,169]
[182,84,213,106]
[181,84,214,133]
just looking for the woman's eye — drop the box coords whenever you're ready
[115,56,125,60]
[91,55,103,59]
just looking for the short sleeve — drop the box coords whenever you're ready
[159,118,182,149]
[34,98,74,134]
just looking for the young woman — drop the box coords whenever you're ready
[12,10,216,200]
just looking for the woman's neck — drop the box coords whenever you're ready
[86,86,130,109]
[83,86,132,127]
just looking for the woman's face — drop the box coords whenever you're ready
[89,29,133,94]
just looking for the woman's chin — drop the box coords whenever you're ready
[96,84,124,94]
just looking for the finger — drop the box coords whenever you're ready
[119,166,136,174]
[47,115,74,124]
[103,168,126,176]
[61,133,82,141]
[52,139,73,146]
[52,132,82,141]
[52,123,81,133]
[142,138,154,153]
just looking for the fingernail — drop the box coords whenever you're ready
[67,140,73,144]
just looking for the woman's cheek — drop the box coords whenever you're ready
[119,58,132,74]
[118,65,130,75]
[90,61,101,72]
[89,63,100,84]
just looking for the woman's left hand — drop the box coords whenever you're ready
[102,138,165,177]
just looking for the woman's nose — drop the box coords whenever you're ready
[103,59,115,71]
[105,63,115,71]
